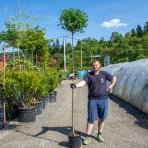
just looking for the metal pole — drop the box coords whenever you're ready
[80,46,82,70]
[71,33,75,135]
[63,36,66,73]
[2,44,6,127]
[72,33,74,80]
[72,87,75,135]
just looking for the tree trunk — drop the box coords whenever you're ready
[72,32,74,80]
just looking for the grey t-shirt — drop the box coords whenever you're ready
[83,70,113,99]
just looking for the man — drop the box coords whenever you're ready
[70,59,117,145]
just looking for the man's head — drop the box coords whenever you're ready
[91,59,101,72]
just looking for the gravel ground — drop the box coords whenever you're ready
[0,80,148,148]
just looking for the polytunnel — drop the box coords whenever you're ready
[101,59,148,114]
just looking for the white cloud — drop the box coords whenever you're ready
[101,19,128,28]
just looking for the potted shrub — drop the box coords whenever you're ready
[46,68,58,103]
[32,71,48,114]
[5,69,36,122]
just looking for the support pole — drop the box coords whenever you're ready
[71,33,75,135]
[91,54,92,62]
[72,34,74,80]
[80,46,82,70]
[72,87,75,135]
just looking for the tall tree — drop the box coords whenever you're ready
[142,33,148,49]
[58,8,88,76]
[110,32,122,42]
[136,25,143,37]
[131,29,136,37]
[55,38,60,49]
[144,22,148,34]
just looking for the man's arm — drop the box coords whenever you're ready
[108,76,117,90]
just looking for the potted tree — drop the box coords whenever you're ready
[59,8,88,147]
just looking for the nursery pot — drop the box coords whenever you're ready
[68,131,81,148]
[45,95,50,103]
[17,107,36,123]
[53,91,57,96]
[35,101,43,115]
[43,96,50,109]
[50,92,56,103]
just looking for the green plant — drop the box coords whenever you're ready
[1,63,62,109]
[59,8,88,75]
[32,71,48,102]
[5,69,36,108]
[45,68,61,93]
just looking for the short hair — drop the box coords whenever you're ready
[91,59,100,65]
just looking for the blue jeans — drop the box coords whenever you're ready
[87,98,108,123]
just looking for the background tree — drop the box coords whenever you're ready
[58,8,88,76]
[131,28,136,37]
[136,25,143,38]
[142,33,148,49]
[144,22,148,34]
[76,37,100,67]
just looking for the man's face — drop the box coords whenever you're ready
[92,61,100,71]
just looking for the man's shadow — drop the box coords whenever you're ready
[34,126,96,138]
[33,126,71,147]
[16,126,99,147]
[33,126,98,146]
[34,126,71,137]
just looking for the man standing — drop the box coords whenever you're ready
[70,59,117,145]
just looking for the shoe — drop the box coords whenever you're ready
[82,137,91,145]
[97,133,104,142]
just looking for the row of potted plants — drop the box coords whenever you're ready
[0,63,63,122]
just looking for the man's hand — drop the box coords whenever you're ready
[107,87,112,92]
[70,83,76,89]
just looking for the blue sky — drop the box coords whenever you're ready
[0,0,148,45]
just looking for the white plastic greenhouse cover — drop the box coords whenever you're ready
[101,59,148,114]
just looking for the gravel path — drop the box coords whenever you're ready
[0,80,148,148]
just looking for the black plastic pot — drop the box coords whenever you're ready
[68,131,81,148]
[53,91,57,96]
[45,95,50,103]
[35,101,43,115]
[17,107,36,123]
[50,92,56,103]
[43,96,50,109]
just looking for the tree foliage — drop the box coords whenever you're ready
[58,8,88,76]
[59,8,88,34]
